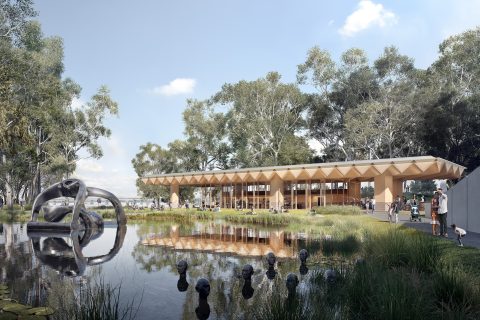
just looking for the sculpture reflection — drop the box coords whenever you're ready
[30,224,126,277]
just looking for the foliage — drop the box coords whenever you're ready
[52,279,139,320]
[409,180,437,195]
[0,1,117,207]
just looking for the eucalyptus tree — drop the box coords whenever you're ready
[416,27,480,171]
[0,1,118,206]
[132,143,175,205]
[213,71,311,167]
[344,47,420,159]
[182,99,231,171]
[297,47,377,161]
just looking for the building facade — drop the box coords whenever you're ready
[142,156,465,212]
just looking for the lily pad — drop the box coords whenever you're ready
[0,291,10,295]
[26,307,55,316]
[0,285,8,290]
[0,311,17,320]
[3,303,31,314]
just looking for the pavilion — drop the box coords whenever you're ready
[141,156,465,212]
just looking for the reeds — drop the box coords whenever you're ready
[55,279,139,320]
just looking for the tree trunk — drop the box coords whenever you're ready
[3,154,13,209]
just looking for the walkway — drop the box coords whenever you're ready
[369,211,480,249]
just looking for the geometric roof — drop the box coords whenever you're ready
[142,156,465,186]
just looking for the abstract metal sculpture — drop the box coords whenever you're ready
[27,179,126,232]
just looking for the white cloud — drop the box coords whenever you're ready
[76,159,103,173]
[339,0,397,37]
[151,78,196,96]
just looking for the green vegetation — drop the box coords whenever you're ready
[49,280,139,320]
[253,226,480,320]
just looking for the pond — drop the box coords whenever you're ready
[0,220,349,320]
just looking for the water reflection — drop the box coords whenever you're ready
[29,224,127,277]
[141,223,309,258]
[2,220,326,320]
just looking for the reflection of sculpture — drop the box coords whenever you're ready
[195,278,211,320]
[266,252,276,267]
[266,266,276,280]
[28,179,126,232]
[241,264,253,281]
[195,297,210,320]
[177,274,189,292]
[299,264,309,276]
[0,223,3,234]
[242,280,254,300]
[30,224,127,277]
[299,249,309,264]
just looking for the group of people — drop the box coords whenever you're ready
[430,187,466,246]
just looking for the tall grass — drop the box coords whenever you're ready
[363,228,439,273]
[313,205,363,216]
[54,280,140,320]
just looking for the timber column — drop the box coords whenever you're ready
[270,174,284,210]
[393,179,403,199]
[374,174,394,213]
[170,183,179,208]
[348,181,361,205]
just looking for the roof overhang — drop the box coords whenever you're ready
[142,156,466,186]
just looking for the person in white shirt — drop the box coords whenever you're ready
[437,188,448,237]
[451,224,467,247]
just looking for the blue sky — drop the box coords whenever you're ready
[34,0,480,197]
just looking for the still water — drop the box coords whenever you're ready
[0,221,326,319]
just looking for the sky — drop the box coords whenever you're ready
[33,0,480,197]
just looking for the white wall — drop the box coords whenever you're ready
[447,166,480,233]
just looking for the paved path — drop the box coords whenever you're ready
[368,211,480,249]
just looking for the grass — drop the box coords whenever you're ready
[52,279,140,320]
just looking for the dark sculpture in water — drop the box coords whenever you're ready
[241,264,255,299]
[299,249,309,264]
[195,278,211,320]
[286,273,299,292]
[265,252,276,267]
[241,264,254,281]
[177,260,188,274]
[299,249,309,275]
[176,260,189,292]
[28,179,126,232]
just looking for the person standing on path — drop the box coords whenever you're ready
[431,192,440,235]
[437,188,448,237]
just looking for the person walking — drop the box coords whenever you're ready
[430,192,440,235]
[437,188,448,237]
[451,224,467,246]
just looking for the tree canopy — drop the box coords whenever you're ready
[0,0,118,207]
[133,26,480,198]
